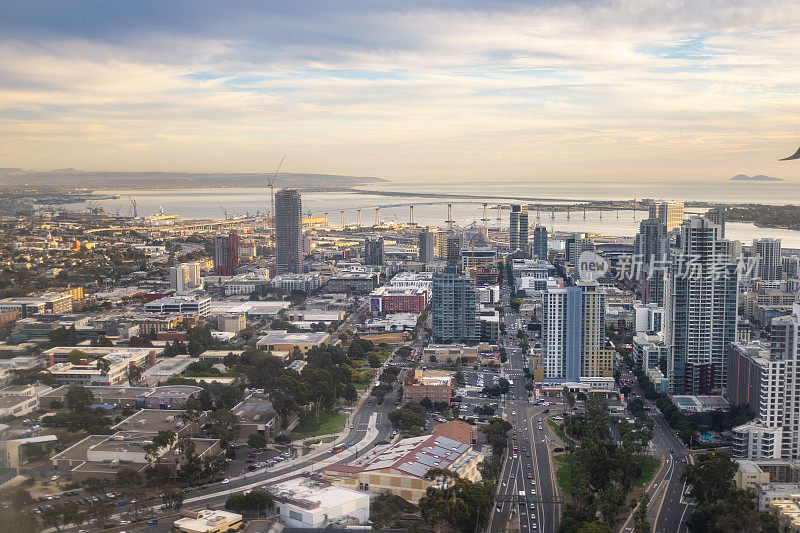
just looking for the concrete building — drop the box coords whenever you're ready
[0,395,38,417]
[364,236,385,266]
[665,216,738,395]
[403,369,454,404]
[275,189,304,274]
[541,279,611,380]
[531,225,548,261]
[0,293,73,317]
[272,273,321,293]
[509,204,529,252]
[44,347,157,386]
[732,311,800,461]
[213,232,239,276]
[256,331,332,354]
[418,228,436,263]
[144,295,211,317]
[754,238,783,281]
[269,477,369,528]
[324,434,483,504]
[170,263,201,294]
[432,267,477,343]
[635,218,670,305]
[564,233,595,266]
[648,200,684,231]
[369,286,428,314]
[217,313,246,333]
[326,273,379,294]
[633,332,667,371]
[174,510,243,533]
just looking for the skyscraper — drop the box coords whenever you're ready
[531,225,548,261]
[635,218,669,305]
[754,238,782,281]
[664,216,738,395]
[418,228,436,263]
[446,232,462,268]
[364,236,385,266]
[705,206,726,238]
[213,232,239,276]
[565,233,594,266]
[432,267,478,343]
[275,189,303,274]
[509,204,529,252]
[542,280,612,380]
[648,200,684,231]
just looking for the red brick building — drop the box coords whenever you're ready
[403,370,453,404]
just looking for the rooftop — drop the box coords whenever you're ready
[257,331,330,343]
[269,477,366,511]
[112,409,191,433]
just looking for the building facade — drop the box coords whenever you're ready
[665,216,738,395]
[275,189,304,274]
[432,267,477,343]
[509,204,529,252]
[213,232,239,276]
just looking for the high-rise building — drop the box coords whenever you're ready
[509,204,529,252]
[213,232,239,276]
[565,233,594,266]
[531,225,548,261]
[432,267,477,343]
[730,311,800,460]
[364,236,385,266]
[418,228,436,263]
[170,262,201,294]
[705,206,726,238]
[635,218,669,305]
[754,238,782,281]
[541,280,612,380]
[648,200,684,231]
[446,233,462,268]
[275,189,303,274]
[664,216,738,395]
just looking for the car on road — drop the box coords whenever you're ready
[221,478,230,484]
[510,473,515,479]
[119,520,131,525]
[527,473,532,479]
[146,520,159,526]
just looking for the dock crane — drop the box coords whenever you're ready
[267,155,286,219]
[219,205,230,220]
[128,196,138,218]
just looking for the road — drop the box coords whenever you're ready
[488,284,559,533]
[618,367,694,533]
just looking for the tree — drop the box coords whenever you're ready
[162,488,185,510]
[633,493,651,533]
[682,453,738,505]
[343,383,358,402]
[95,357,110,376]
[65,385,94,411]
[126,364,144,386]
[225,490,274,514]
[247,433,267,449]
[207,409,241,445]
[66,349,88,364]
[368,352,381,368]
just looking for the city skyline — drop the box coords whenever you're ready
[1,1,800,182]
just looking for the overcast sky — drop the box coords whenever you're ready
[1,1,800,182]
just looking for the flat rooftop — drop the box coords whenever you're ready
[269,477,365,510]
[113,409,190,433]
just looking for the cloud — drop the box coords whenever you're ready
[0,0,800,180]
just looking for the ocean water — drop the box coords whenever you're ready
[77,180,800,248]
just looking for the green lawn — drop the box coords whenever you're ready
[354,382,369,390]
[634,456,661,486]
[555,455,574,495]
[547,418,576,447]
[291,411,347,439]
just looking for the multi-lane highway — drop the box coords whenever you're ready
[617,367,695,533]
[488,284,559,533]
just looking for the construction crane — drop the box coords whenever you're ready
[128,196,138,218]
[267,155,286,219]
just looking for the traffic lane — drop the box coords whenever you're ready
[531,414,556,533]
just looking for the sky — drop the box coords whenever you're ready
[1,0,800,182]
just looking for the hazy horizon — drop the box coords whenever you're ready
[2,1,800,182]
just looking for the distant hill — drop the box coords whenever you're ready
[730,174,783,182]
[0,169,385,189]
